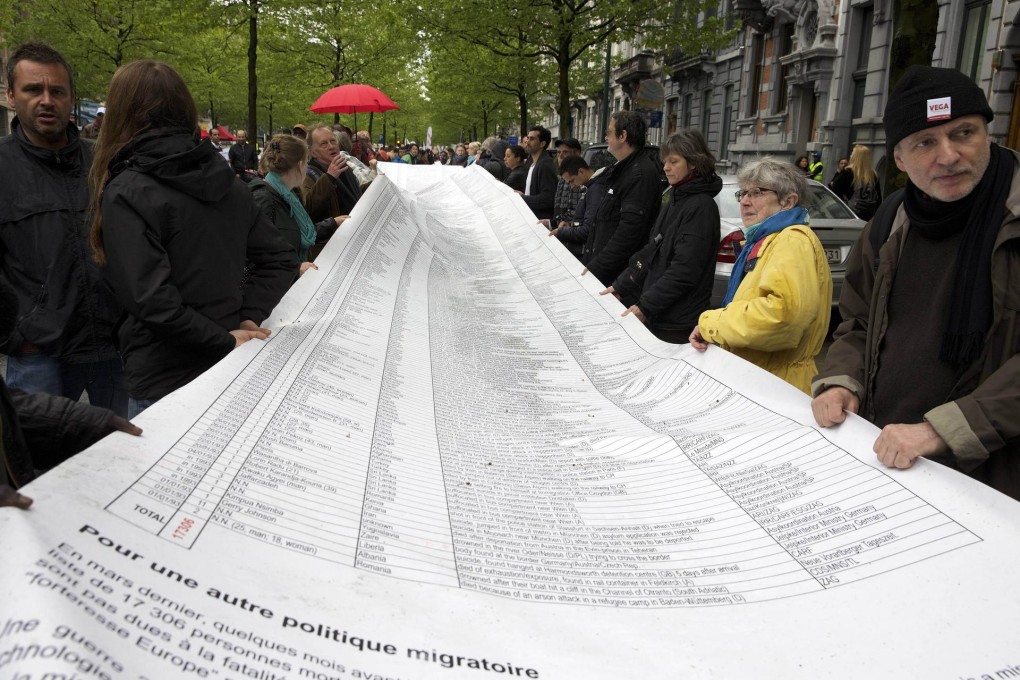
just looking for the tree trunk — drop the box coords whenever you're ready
[557,39,572,139]
[247,0,258,139]
[518,93,527,136]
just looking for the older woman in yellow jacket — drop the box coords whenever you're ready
[689,157,831,393]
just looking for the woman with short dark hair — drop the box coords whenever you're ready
[503,144,528,192]
[600,130,722,343]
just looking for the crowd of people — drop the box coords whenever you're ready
[0,42,1016,508]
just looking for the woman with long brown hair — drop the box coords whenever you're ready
[89,60,295,417]
[831,144,882,220]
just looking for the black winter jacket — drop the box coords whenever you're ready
[522,154,557,220]
[476,150,508,181]
[504,166,528,192]
[0,120,120,362]
[249,179,339,260]
[99,131,297,401]
[583,148,663,286]
[612,175,722,337]
[555,171,608,261]
[228,141,258,177]
[1,381,118,488]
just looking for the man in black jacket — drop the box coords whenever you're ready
[228,129,259,182]
[0,275,141,508]
[0,42,127,417]
[583,111,662,286]
[550,156,606,262]
[552,137,583,228]
[302,124,361,223]
[516,126,557,221]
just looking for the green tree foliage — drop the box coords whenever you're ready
[425,40,544,144]
[8,0,186,99]
[3,0,421,138]
[407,0,735,137]
[1,0,731,143]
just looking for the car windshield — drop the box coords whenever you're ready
[717,184,857,220]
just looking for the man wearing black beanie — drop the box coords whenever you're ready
[810,65,1020,501]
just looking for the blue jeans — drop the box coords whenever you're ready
[6,353,129,418]
[128,397,157,419]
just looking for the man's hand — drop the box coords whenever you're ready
[232,321,271,348]
[689,325,709,351]
[622,305,646,322]
[811,386,861,427]
[334,215,350,227]
[548,227,560,237]
[299,262,319,276]
[580,267,588,277]
[0,485,32,509]
[327,155,348,178]
[874,422,949,470]
[538,219,551,229]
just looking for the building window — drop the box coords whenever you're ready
[890,0,939,86]
[720,85,733,158]
[682,93,693,129]
[777,23,795,112]
[701,89,712,135]
[958,0,991,81]
[667,98,679,135]
[748,33,765,117]
[850,6,874,128]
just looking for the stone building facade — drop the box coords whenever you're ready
[542,0,1020,185]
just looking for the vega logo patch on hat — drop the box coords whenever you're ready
[927,96,952,121]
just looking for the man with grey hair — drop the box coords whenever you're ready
[812,65,1020,500]
[0,42,127,416]
[476,136,508,180]
[302,123,360,223]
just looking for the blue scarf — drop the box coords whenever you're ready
[265,171,317,260]
[722,206,810,306]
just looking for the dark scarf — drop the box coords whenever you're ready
[902,143,1014,366]
[670,173,697,188]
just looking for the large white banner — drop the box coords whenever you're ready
[2,164,1019,679]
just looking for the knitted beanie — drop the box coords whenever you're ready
[883,65,992,152]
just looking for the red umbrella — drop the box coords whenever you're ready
[200,125,236,141]
[310,84,399,130]
[310,84,399,114]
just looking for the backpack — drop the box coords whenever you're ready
[850,181,881,221]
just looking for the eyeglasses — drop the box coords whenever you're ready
[734,187,777,201]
